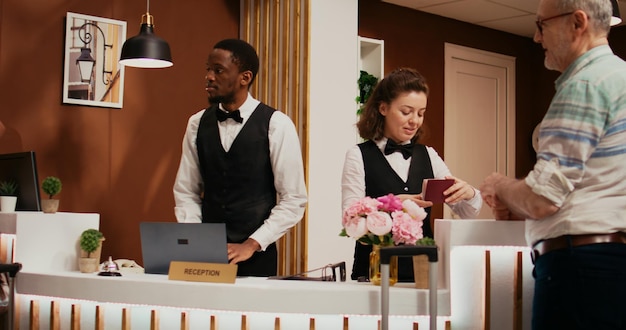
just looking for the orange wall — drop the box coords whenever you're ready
[0,0,240,263]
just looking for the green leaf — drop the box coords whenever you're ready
[80,228,104,258]
[415,237,436,246]
[357,70,378,115]
[41,176,62,199]
[0,180,18,196]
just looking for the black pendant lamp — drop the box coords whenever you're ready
[120,0,173,68]
[611,0,622,26]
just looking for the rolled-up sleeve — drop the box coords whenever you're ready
[525,158,575,207]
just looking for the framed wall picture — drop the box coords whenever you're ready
[62,12,127,108]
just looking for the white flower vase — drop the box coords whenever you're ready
[0,196,17,213]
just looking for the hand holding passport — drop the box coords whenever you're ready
[421,178,455,203]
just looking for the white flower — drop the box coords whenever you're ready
[402,199,427,220]
[366,211,393,236]
[345,216,369,238]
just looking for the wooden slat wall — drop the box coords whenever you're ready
[70,305,80,330]
[240,0,310,276]
[28,300,38,330]
[49,300,60,330]
[95,305,104,330]
[513,251,523,330]
[484,250,491,330]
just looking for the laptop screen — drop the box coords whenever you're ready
[140,222,229,274]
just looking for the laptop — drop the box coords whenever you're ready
[140,222,229,274]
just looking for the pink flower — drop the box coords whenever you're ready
[366,211,393,236]
[340,195,429,245]
[377,193,403,213]
[391,210,423,244]
[342,197,381,226]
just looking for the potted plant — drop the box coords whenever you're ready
[0,180,18,213]
[78,228,105,273]
[41,176,62,213]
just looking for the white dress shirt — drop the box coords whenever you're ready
[173,93,308,250]
[341,137,482,218]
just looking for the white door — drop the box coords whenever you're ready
[444,43,516,219]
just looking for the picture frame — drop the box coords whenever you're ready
[62,12,127,108]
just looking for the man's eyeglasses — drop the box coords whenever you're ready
[535,12,574,34]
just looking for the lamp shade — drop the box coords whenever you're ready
[120,15,173,68]
[611,0,622,26]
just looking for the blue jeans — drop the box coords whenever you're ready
[532,243,626,330]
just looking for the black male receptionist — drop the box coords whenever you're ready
[173,39,307,277]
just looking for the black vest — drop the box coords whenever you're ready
[196,103,278,276]
[351,140,434,281]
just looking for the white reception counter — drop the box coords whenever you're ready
[1,213,533,330]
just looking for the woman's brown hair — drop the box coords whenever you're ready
[356,67,429,143]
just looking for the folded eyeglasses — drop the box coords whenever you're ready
[268,261,346,282]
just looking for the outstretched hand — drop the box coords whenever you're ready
[396,194,433,208]
[479,172,523,220]
[442,176,476,204]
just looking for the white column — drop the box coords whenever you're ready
[307,0,359,276]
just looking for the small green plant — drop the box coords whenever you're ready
[0,180,18,196]
[80,229,104,258]
[415,237,436,246]
[356,70,379,115]
[41,176,62,199]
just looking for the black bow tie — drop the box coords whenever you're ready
[384,140,413,159]
[216,109,243,123]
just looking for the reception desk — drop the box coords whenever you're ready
[16,271,449,316]
[2,213,533,330]
[0,211,99,272]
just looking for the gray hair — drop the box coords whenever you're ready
[557,0,612,34]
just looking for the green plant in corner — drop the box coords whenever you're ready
[41,176,62,199]
[356,70,379,115]
[415,237,437,246]
[415,237,436,246]
[0,180,18,196]
[80,229,104,258]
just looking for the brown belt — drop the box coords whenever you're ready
[531,232,626,262]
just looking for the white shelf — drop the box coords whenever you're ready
[358,36,384,80]
[356,36,384,142]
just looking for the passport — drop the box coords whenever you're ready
[421,179,455,203]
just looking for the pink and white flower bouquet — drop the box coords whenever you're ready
[340,193,429,246]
